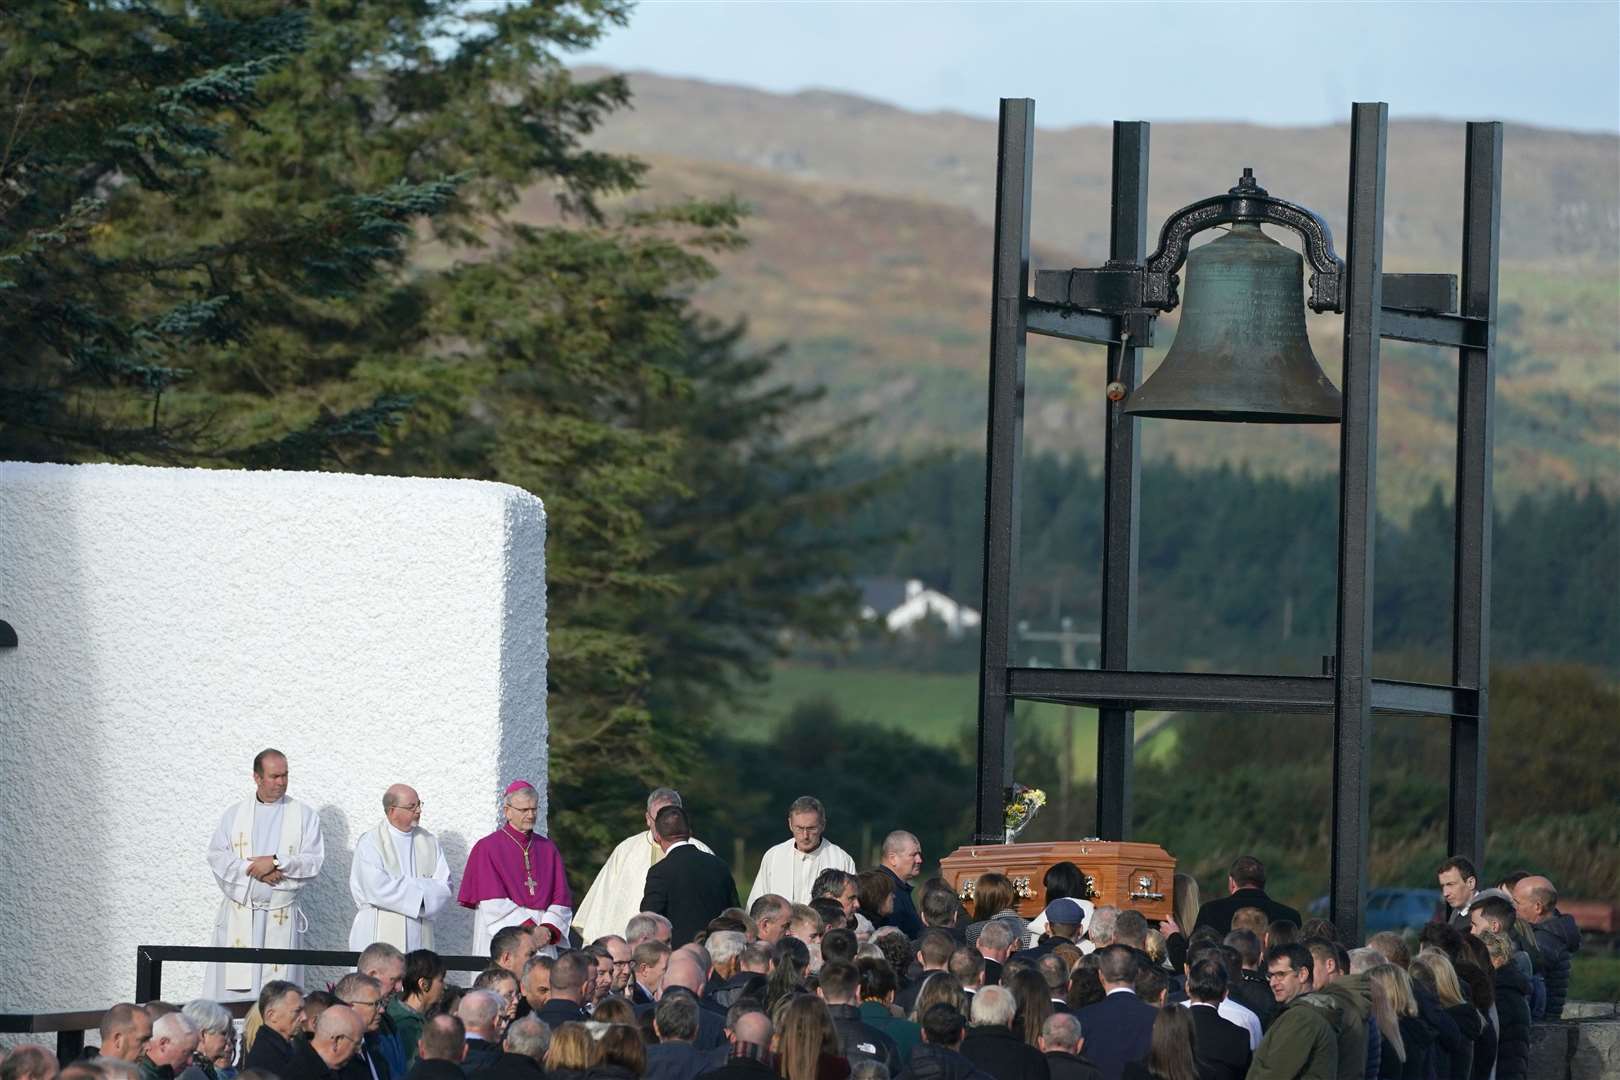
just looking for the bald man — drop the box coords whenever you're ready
[350,783,452,950]
[635,953,728,1052]
[286,1006,364,1080]
[1515,875,1582,1019]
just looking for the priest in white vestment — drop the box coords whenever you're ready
[746,795,855,907]
[573,787,715,942]
[348,783,453,951]
[204,749,325,1001]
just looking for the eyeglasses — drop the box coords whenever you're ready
[342,998,383,1010]
[507,804,539,814]
[1265,968,1298,981]
[392,802,424,812]
[611,960,634,969]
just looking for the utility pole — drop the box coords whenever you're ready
[1017,618,1100,835]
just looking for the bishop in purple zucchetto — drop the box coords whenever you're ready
[458,779,572,954]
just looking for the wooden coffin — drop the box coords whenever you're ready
[939,840,1177,924]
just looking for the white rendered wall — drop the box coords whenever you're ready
[0,462,548,1013]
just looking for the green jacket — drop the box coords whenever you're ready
[1316,974,1372,1080]
[386,998,426,1067]
[860,1001,921,1066]
[1247,994,1339,1080]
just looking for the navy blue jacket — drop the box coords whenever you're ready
[1073,991,1158,1080]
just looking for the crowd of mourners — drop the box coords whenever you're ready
[0,814,1585,1080]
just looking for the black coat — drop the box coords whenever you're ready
[900,1044,996,1080]
[1192,887,1303,936]
[535,999,590,1028]
[1491,963,1531,1080]
[640,843,740,947]
[282,1039,340,1080]
[644,1041,714,1080]
[403,1061,466,1080]
[633,992,727,1052]
[1042,1052,1101,1080]
[703,1055,781,1080]
[1186,1003,1252,1080]
[826,1003,901,1073]
[1412,983,1466,1080]
[1072,992,1158,1080]
[1438,1005,1480,1080]
[881,866,925,939]
[958,1025,1051,1080]
[1233,971,1279,1032]
[245,1027,297,1076]
[461,1039,503,1077]
[476,1053,545,1080]
[1530,913,1580,1019]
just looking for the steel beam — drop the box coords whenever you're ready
[973,99,1035,841]
[1096,120,1150,841]
[1380,310,1489,349]
[1025,299,1120,345]
[1006,668,1477,718]
[1449,122,1502,870]
[1329,102,1388,946]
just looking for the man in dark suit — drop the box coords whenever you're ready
[640,805,739,947]
[1072,946,1157,1080]
[1182,959,1252,1080]
[534,951,592,1028]
[1192,856,1303,936]
[1037,1012,1102,1080]
[454,992,505,1076]
[404,1016,467,1080]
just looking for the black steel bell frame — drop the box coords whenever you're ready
[972,101,1500,944]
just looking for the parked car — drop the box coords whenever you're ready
[1308,887,1439,934]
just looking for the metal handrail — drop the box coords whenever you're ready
[0,946,492,1067]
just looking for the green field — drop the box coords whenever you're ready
[720,662,1179,776]
[1571,953,1620,1004]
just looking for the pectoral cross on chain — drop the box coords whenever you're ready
[232,833,250,858]
[524,871,538,894]
[272,909,289,926]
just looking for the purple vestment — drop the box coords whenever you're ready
[457,823,572,912]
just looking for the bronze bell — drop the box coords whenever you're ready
[1124,223,1342,423]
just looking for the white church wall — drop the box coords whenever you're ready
[0,462,548,1013]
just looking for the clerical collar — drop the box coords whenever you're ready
[501,823,532,842]
[792,841,824,859]
[387,822,414,837]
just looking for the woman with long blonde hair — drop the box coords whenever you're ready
[1413,949,1480,1080]
[545,1022,603,1080]
[1369,963,1426,1079]
[1162,872,1201,970]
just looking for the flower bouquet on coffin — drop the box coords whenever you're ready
[1003,783,1047,843]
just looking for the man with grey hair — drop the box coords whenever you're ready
[137,1014,199,1080]
[627,912,673,948]
[480,1015,549,1080]
[747,895,792,944]
[962,986,1049,1080]
[1085,907,1119,953]
[574,787,715,941]
[349,784,451,953]
[976,918,1018,987]
[332,973,388,1080]
[703,1008,774,1080]
[1038,1013,1100,1080]
[747,796,855,907]
[456,990,506,1074]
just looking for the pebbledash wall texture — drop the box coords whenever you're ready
[0,462,548,1012]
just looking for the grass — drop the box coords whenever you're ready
[721,661,1179,778]
[1570,952,1620,1004]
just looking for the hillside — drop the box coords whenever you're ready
[550,71,1620,512]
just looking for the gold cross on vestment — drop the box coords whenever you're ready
[232,833,250,858]
[272,909,289,926]
[524,872,538,894]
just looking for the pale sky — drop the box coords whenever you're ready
[573,1,1620,133]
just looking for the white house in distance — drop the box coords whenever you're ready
[858,577,981,637]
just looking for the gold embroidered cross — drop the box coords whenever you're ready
[232,833,250,858]
[272,909,289,926]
